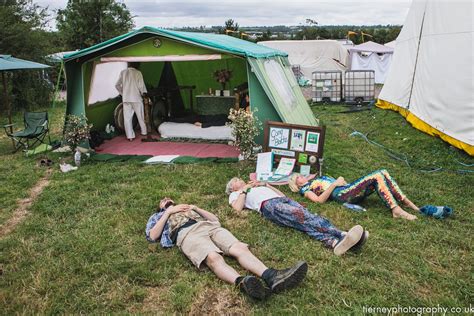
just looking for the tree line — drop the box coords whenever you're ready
[1,1,400,114]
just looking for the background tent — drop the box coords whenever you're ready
[63,27,317,144]
[349,41,394,83]
[384,40,397,49]
[258,40,349,79]
[377,0,473,155]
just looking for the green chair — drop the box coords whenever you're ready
[3,111,51,152]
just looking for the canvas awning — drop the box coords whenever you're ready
[0,55,50,71]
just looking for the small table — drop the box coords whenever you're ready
[195,95,236,116]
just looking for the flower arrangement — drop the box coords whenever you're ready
[63,114,93,150]
[227,108,262,160]
[213,69,232,91]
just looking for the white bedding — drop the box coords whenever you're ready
[158,122,235,141]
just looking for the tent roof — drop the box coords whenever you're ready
[384,40,397,48]
[0,55,50,71]
[63,27,288,61]
[349,41,394,53]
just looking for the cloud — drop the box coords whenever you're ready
[35,0,411,29]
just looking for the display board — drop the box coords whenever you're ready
[263,121,326,175]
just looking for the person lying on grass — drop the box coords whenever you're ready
[288,169,419,220]
[226,178,368,255]
[145,197,308,300]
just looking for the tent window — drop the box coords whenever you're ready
[263,59,296,109]
[88,62,127,105]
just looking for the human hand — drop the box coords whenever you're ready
[166,204,189,215]
[334,177,347,186]
[188,205,198,211]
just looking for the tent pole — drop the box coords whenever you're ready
[407,3,427,110]
[52,61,64,108]
[2,71,15,148]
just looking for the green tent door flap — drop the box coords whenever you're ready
[248,57,317,126]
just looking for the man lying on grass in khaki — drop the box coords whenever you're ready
[146,197,308,300]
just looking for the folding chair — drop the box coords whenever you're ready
[3,111,51,152]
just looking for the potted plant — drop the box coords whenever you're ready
[213,69,232,95]
[227,108,261,160]
[63,114,93,166]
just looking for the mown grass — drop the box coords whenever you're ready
[0,103,473,314]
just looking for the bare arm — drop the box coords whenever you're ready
[190,205,219,222]
[231,192,247,212]
[148,205,188,241]
[304,177,346,204]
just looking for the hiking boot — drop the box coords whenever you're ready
[237,276,271,300]
[334,225,364,256]
[349,230,369,252]
[266,261,308,293]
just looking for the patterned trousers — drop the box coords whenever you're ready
[260,197,343,248]
[331,169,406,209]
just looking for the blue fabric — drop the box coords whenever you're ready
[419,205,453,219]
[145,211,174,248]
[260,197,343,248]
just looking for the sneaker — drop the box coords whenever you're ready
[349,230,369,252]
[334,225,364,256]
[267,261,308,293]
[238,276,271,300]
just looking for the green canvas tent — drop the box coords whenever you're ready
[63,27,317,143]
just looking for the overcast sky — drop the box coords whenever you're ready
[36,0,411,29]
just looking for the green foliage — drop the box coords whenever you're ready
[294,24,401,44]
[227,108,261,159]
[63,114,93,149]
[56,0,134,50]
[0,0,54,113]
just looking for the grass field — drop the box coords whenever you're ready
[1,103,473,314]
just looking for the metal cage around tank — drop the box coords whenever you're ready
[311,71,343,103]
[344,70,375,104]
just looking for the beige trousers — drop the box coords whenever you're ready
[123,101,147,139]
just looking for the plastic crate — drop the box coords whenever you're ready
[344,70,375,103]
[312,71,342,102]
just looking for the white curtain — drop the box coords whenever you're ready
[88,62,128,105]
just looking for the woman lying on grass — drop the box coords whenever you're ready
[288,169,419,220]
[226,178,368,256]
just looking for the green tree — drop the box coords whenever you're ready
[224,19,239,32]
[57,0,134,50]
[0,0,53,113]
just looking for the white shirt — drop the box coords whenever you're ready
[229,186,280,213]
[115,68,147,103]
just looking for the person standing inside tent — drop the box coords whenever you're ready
[115,62,147,141]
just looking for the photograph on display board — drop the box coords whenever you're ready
[269,127,290,149]
[290,129,306,152]
[305,132,320,152]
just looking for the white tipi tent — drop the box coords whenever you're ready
[377,0,473,155]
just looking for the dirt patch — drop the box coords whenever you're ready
[130,286,169,313]
[0,168,52,238]
[189,287,249,316]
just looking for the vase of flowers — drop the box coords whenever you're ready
[213,69,232,95]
